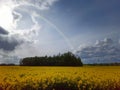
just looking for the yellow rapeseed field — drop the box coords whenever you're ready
[0,66,120,90]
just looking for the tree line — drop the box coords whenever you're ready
[20,52,83,66]
[0,63,15,66]
[85,63,120,66]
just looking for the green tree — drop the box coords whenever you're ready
[20,52,83,66]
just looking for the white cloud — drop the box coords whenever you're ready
[0,0,58,44]
[12,0,58,10]
[76,38,120,64]
[0,0,58,30]
[12,10,23,29]
[0,0,59,64]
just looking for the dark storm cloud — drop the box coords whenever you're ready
[0,36,19,51]
[76,38,120,64]
[0,27,23,64]
[0,27,24,51]
[0,26,9,35]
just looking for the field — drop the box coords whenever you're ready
[0,66,120,90]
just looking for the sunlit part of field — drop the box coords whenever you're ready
[0,66,120,90]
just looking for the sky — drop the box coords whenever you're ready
[0,0,120,64]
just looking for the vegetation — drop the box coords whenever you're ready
[20,52,83,66]
[0,66,120,90]
[85,63,120,66]
[0,63,15,66]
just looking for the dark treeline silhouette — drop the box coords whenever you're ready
[0,63,15,66]
[85,63,120,66]
[20,52,83,66]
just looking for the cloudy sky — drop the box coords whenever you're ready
[0,0,120,64]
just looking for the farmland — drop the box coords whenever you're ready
[0,66,120,90]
